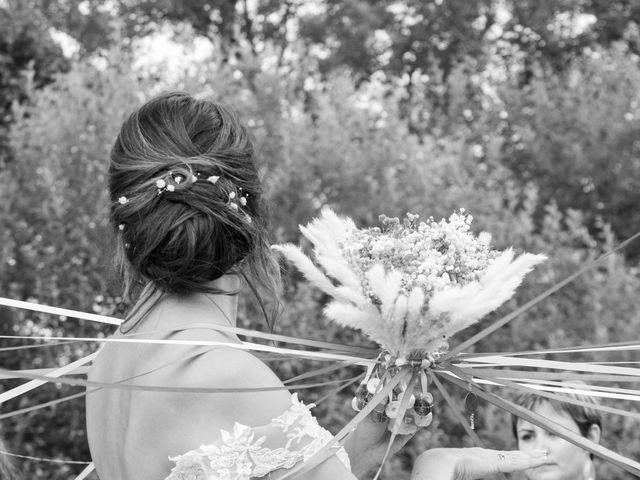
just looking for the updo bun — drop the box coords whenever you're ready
[109,92,278,302]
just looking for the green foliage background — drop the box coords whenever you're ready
[1,1,640,479]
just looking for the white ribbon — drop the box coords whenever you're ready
[459,355,640,377]
[74,463,95,480]
[0,352,97,404]
[0,296,122,325]
[0,333,373,365]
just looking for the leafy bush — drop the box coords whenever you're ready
[1,36,639,479]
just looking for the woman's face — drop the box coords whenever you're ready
[516,402,592,480]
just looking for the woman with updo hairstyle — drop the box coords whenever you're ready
[108,91,278,317]
[86,92,551,480]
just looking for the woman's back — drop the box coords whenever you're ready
[86,295,293,480]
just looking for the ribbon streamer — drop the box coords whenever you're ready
[0,297,378,357]
[278,371,407,480]
[0,353,97,405]
[442,229,640,361]
[0,297,122,325]
[438,366,640,477]
[0,333,374,365]
[467,372,640,419]
[74,463,95,480]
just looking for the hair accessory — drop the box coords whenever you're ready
[118,196,128,205]
[118,224,125,231]
[174,175,183,184]
[227,187,251,218]
[156,177,176,194]
[207,175,219,184]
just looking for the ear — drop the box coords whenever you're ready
[586,424,601,444]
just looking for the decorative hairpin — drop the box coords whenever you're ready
[228,187,249,214]
[156,178,175,194]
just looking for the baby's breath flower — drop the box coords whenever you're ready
[338,211,497,299]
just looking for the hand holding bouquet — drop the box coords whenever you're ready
[273,208,545,432]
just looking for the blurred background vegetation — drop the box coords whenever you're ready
[1,0,640,478]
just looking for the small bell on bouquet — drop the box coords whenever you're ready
[273,208,546,432]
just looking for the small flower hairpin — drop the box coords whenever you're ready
[156,178,175,194]
[157,169,196,195]
[228,188,249,212]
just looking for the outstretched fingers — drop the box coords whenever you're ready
[485,448,552,474]
[411,448,553,480]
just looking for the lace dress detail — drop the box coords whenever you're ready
[165,394,351,480]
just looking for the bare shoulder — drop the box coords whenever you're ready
[149,330,293,427]
[179,344,284,390]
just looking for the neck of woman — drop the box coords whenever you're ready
[195,274,241,328]
[124,274,243,333]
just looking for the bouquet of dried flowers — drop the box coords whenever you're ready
[273,208,545,432]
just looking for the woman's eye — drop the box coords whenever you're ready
[519,433,533,442]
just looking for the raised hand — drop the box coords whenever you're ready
[411,447,552,480]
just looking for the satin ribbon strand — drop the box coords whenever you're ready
[503,377,640,396]
[0,297,378,357]
[454,356,640,376]
[439,369,640,400]
[278,370,408,480]
[1,345,250,419]
[373,370,419,480]
[0,346,235,419]
[442,229,640,362]
[0,449,91,465]
[0,333,374,366]
[315,375,364,405]
[0,340,81,352]
[450,367,640,383]
[0,353,97,405]
[0,297,122,325]
[458,340,640,359]
[282,361,359,385]
[438,367,640,477]
[0,391,88,420]
[466,371,640,419]
[0,365,363,393]
[0,366,90,380]
[74,463,95,480]
[0,353,361,419]
[429,371,485,446]
[429,371,509,480]
[169,322,377,356]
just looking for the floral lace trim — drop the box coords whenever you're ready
[165,394,350,480]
